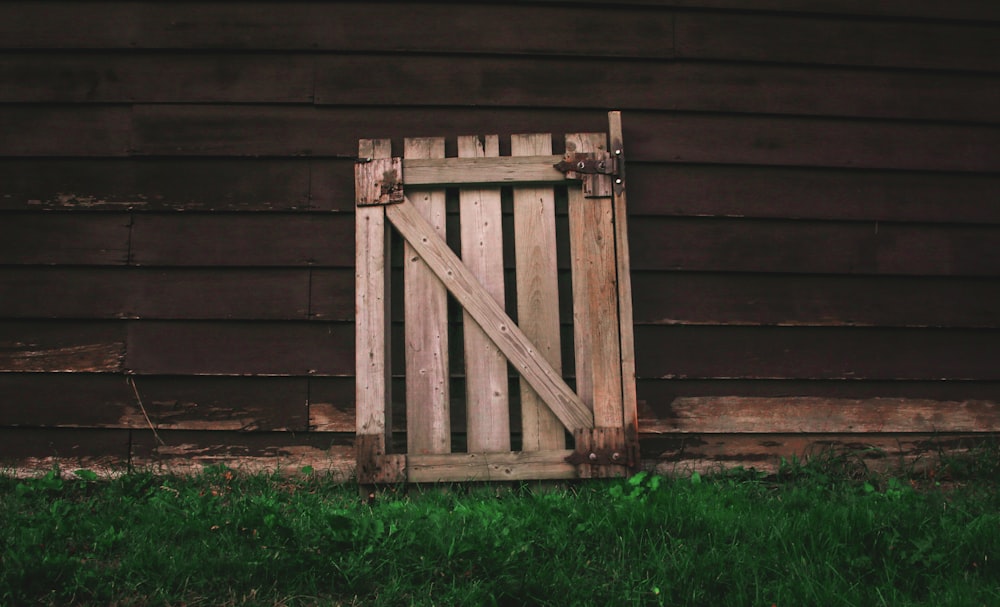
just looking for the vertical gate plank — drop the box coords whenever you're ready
[512,133,566,451]
[608,111,639,448]
[355,139,392,447]
[458,135,510,453]
[404,137,451,455]
[567,132,624,429]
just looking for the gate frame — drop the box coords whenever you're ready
[354,111,638,483]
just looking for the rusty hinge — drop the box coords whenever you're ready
[553,152,619,177]
[566,427,639,477]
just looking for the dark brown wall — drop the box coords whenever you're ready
[1,1,998,474]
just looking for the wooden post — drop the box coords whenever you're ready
[355,138,393,484]
[458,135,510,453]
[403,138,450,455]
[566,132,624,429]
[608,111,640,468]
[512,133,566,451]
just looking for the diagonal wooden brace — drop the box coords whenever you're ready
[385,196,594,432]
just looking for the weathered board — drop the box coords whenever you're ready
[125,322,354,376]
[0,158,316,212]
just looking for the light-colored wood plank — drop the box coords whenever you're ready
[403,137,450,455]
[386,197,593,432]
[644,396,1000,434]
[407,450,577,482]
[644,433,990,477]
[403,155,565,186]
[566,132,624,428]
[608,111,640,449]
[354,139,393,447]
[512,133,566,451]
[458,135,510,453]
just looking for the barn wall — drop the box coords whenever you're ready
[1,0,998,475]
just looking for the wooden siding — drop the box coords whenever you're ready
[1,0,998,475]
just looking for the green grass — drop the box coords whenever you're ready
[1,450,998,607]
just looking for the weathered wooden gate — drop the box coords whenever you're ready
[354,112,637,483]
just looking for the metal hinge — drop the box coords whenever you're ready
[552,152,619,177]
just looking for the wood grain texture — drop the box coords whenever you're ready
[628,218,1000,276]
[635,379,1000,414]
[0,268,314,320]
[386,198,593,431]
[609,111,640,454]
[675,12,1000,71]
[0,322,124,373]
[567,132,624,428]
[632,273,1000,328]
[0,213,130,265]
[406,450,577,482]
[458,135,510,453]
[403,138,451,455]
[316,55,1000,123]
[125,321,353,376]
[634,326,1000,381]
[355,138,393,445]
[643,433,991,475]
[512,133,566,451]
[0,159,315,212]
[130,429,355,479]
[647,396,1000,434]
[626,165,1000,224]
[0,2,673,57]
[0,375,308,431]
[130,214,354,267]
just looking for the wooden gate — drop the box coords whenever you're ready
[354,111,637,483]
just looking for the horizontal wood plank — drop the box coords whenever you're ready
[130,214,355,267]
[0,213,130,265]
[627,164,1000,223]
[631,273,1000,328]
[607,0,1000,20]
[646,396,1000,434]
[0,158,315,212]
[0,374,308,431]
[0,53,314,103]
[129,106,606,156]
[0,2,673,57]
[676,13,1000,71]
[0,106,131,156]
[125,321,354,376]
[636,379,1000,412]
[623,113,1000,171]
[643,433,993,475]
[316,55,1000,123]
[629,218,1000,276]
[634,326,1000,381]
[129,107,1000,173]
[130,429,355,478]
[0,427,131,471]
[403,155,566,186]
[0,322,125,373]
[406,450,578,483]
[0,268,315,320]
